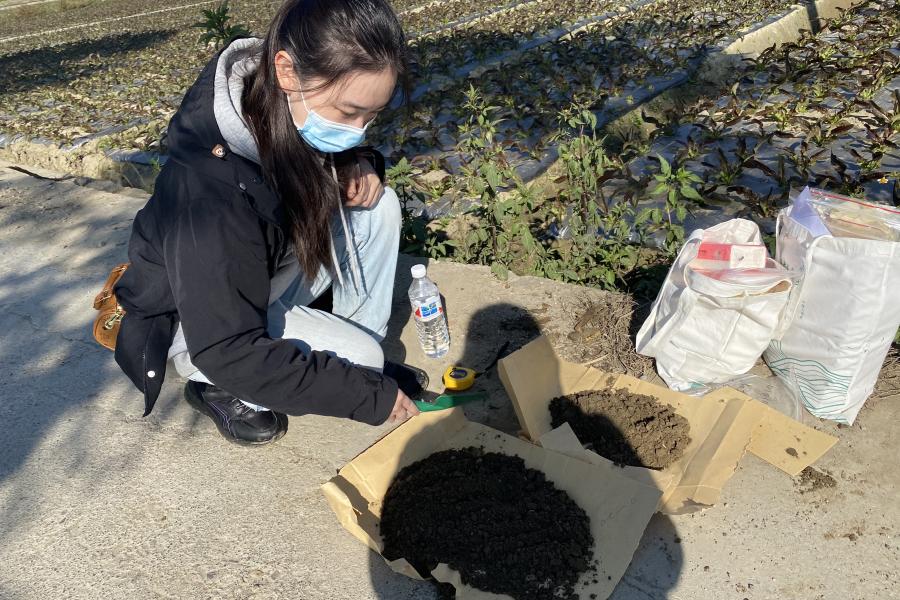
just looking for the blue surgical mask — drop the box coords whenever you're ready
[293,87,372,153]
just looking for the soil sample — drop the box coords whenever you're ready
[549,388,691,470]
[380,447,595,600]
[795,466,837,494]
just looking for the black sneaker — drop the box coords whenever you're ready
[383,361,429,400]
[184,381,288,445]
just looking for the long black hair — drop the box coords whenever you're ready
[243,0,408,279]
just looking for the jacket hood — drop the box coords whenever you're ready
[165,38,263,174]
[213,37,264,164]
[164,38,364,294]
[164,38,283,225]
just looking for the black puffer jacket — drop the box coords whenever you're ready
[113,48,398,425]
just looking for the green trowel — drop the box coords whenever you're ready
[413,391,488,412]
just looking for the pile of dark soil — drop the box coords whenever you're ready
[549,388,691,469]
[380,447,595,600]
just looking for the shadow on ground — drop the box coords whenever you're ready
[0,170,206,546]
[0,4,855,596]
[0,29,178,96]
[371,297,683,599]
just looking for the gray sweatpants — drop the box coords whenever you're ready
[167,187,402,410]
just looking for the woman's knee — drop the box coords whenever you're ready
[280,308,385,371]
[347,185,401,248]
[342,328,385,371]
[376,186,402,232]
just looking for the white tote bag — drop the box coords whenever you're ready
[636,219,793,392]
[764,208,900,425]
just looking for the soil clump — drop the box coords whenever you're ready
[796,466,838,493]
[549,388,691,469]
[380,447,595,600]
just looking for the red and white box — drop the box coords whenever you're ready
[692,242,768,270]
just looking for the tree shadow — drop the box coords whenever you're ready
[610,514,684,600]
[0,29,178,96]
[0,168,180,543]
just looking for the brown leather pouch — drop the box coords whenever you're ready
[92,263,129,351]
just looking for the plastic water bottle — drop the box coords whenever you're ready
[408,264,450,358]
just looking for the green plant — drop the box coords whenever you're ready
[386,157,457,258]
[386,157,425,254]
[609,123,652,161]
[457,85,505,169]
[546,107,643,289]
[794,140,828,180]
[554,107,614,216]
[863,91,900,134]
[643,155,701,256]
[850,148,883,175]
[548,200,640,289]
[769,102,793,131]
[729,183,781,218]
[803,119,853,147]
[809,81,829,101]
[675,131,705,162]
[702,147,745,186]
[863,125,899,163]
[817,45,837,61]
[192,1,250,49]
[824,152,884,198]
[694,117,729,143]
[149,156,163,175]
[453,87,543,280]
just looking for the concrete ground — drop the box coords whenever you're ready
[0,160,897,600]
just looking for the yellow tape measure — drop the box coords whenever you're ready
[442,366,477,391]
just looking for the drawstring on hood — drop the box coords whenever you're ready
[213,37,363,294]
[329,160,364,293]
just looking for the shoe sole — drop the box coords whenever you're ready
[184,384,287,446]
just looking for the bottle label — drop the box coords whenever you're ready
[414,295,444,322]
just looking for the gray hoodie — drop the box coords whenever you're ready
[213,37,263,164]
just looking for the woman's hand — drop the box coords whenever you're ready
[342,155,384,209]
[388,389,419,423]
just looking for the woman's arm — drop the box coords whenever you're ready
[164,195,398,424]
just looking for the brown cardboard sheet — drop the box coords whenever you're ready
[321,408,662,600]
[746,402,837,476]
[498,336,837,514]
